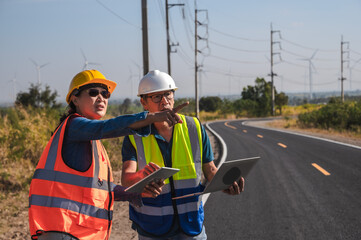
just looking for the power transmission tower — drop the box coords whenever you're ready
[165,0,184,75]
[340,35,349,102]
[268,23,281,116]
[142,0,149,76]
[194,2,208,119]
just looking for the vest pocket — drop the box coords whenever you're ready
[77,189,108,230]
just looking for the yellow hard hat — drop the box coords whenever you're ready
[66,69,117,104]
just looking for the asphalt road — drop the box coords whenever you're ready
[203,119,361,240]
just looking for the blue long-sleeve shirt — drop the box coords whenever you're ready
[62,112,150,204]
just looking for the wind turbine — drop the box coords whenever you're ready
[29,58,50,85]
[81,49,101,70]
[8,73,17,102]
[299,50,318,100]
[128,67,138,98]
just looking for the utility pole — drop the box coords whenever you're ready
[165,0,184,75]
[194,1,208,118]
[340,35,349,102]
[141,0,149,76]
[268,23,281,116]
[194,1,199,119]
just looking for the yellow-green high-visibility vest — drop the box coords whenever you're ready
[128,114,205,236]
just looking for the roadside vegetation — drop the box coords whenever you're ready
[298,98,361,133]
[1,79,360,238]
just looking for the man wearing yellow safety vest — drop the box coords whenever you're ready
[121,70,245,240]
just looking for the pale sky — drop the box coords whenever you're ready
[1,0,361,104]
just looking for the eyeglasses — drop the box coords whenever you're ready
[87,88,111,99]
[146,91,174,103]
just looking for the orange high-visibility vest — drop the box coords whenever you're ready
[28,114,115,240]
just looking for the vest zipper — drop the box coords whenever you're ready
[169,176,179,217]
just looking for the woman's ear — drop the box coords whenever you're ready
[71,95,79,107]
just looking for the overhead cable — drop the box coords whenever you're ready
[202,68,261,79]
[96,0,140,29]
[281,37,337,53]
[208,40,268,53]
[208,54,267,64]
[209,27,268,42]
[350,49,361,56]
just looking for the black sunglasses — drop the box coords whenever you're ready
[87,88,111,99]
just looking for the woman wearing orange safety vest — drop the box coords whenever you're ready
[28,70,188,240]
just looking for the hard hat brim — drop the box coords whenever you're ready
[137,87,178,97]
[66,78,117,104]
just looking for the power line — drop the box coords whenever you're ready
[208,54,267,64]
[209,26,268,42]
[178,5,194,51]
[208,40,267,53]
[96,0,140,29]
[280,37,337,53]
[203,69,262,79]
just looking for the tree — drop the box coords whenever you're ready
[275,92,288,115]
[15,84,60,109]
[119,98,132,114]
[241,78,272,116]
[199,96,222,112]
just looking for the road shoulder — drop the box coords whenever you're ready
[244,118,361,148]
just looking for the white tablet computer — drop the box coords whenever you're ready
[173,156,260,199]
[125,167,180,193]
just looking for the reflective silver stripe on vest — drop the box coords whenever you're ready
[44,121,66,170]
[184,116,202,183]
[185,116,201,163]
[131,200,201,216]
[132,204,174,216]
[133,136,147,169]
[177,199,202,214]
[173,178,201,189]
[32,168,111,191]
[29,194,112,220]
[92,141,100,180]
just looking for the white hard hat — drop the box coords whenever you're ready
[138,70,178,96]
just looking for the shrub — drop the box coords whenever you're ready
[297,99,361,132]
